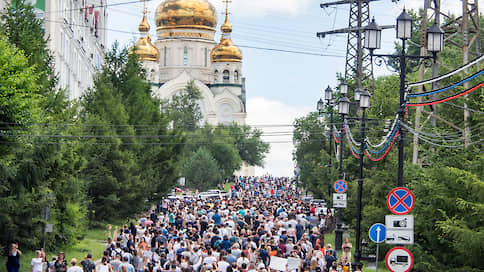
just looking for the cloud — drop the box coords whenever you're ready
[210,0,312,17]
[246,97,311,177]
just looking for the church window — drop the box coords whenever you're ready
[234,71,239,81]
[214,70,218,82]
[164,47,167,66]
[183,46,188,66]
[223,70,230,83]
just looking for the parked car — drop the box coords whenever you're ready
[197,189,229,200]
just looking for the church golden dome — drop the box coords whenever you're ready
[138,14,150,33]
[155,0,218,31]
[134,34,160,62]
[211,38,242,63]
[211,13,242,63]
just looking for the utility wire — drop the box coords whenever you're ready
[443,101,484,114]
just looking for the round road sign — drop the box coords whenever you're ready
[334,179,347,193]
[385,247,413,272]
[387,187,415,215]
[369,223,386,243]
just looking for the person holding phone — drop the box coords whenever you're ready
[6,243,22,272]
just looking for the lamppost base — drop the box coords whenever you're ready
[351,262,363,272]
[335,223,343,251]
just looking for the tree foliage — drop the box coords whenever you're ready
[164,81,203,131]
[293,9,484,271]
[182,147,221,190]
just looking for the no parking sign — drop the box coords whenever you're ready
[387,187,414,215]
[333,179,347,193]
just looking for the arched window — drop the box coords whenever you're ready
[151,69,156,82]
[234,70,239,81]
[223,70,230,83]
[183,46,188,66]
[214,70,218,82]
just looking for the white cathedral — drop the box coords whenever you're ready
[133,0,253,176]
[133,0,247,126]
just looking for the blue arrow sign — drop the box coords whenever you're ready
[369,223,386,243]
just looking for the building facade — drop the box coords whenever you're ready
[134,0,247,126]
[1,0,107,100]
[133,0,252,175]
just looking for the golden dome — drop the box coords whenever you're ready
[133,35,160,62]
[139,14,150,33]
[155,0,217,31]
[211,14,242,63]
[211,38,242,63]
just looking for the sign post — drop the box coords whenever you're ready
[385,188,415,272]
[369,223,386,272]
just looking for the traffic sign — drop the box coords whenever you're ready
[385,247,413,272]
[333,193,347,208]
[387,187,415,215]
[385,215,414,245]
[369,223,386,243]
[333,179,348,193]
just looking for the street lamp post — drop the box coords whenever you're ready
[354,89,371,266]
[364,10,444,186]
[338,82,349,180]
[335,84,350,251]
[317,86,334,203]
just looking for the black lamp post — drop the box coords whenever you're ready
[318,86,334,203]
[364,10,444,187]
[354,88,371,266]
[334,84,350,251]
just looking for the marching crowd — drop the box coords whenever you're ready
[14,176,357,272]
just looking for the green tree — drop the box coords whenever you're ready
[223,124,270,167]
[182,147,221,190]
[293,112,333,199]
[0,1,87,250]
[79,44,185,219]
[164,81,203,131]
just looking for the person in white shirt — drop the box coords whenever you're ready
[203,250,217,266]
[67,258,83,272]
[217,256,230,272]
[31,250,43,272]
[236,252,250,268]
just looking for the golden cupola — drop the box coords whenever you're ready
[211,11,242,63]
[133,8,160,62]
[155,0,217,31]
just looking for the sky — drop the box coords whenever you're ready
[106,0,472,177]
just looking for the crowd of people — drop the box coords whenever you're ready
[14,176,358,272]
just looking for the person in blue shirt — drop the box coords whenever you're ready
[221,235,232,251]
[213,210,221,225]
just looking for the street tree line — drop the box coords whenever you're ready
[293,10,483,272]
[0,2,268,252]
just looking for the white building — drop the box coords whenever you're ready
[133,0,247,126]
[133,0,252,175]
[1,0,107,100]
